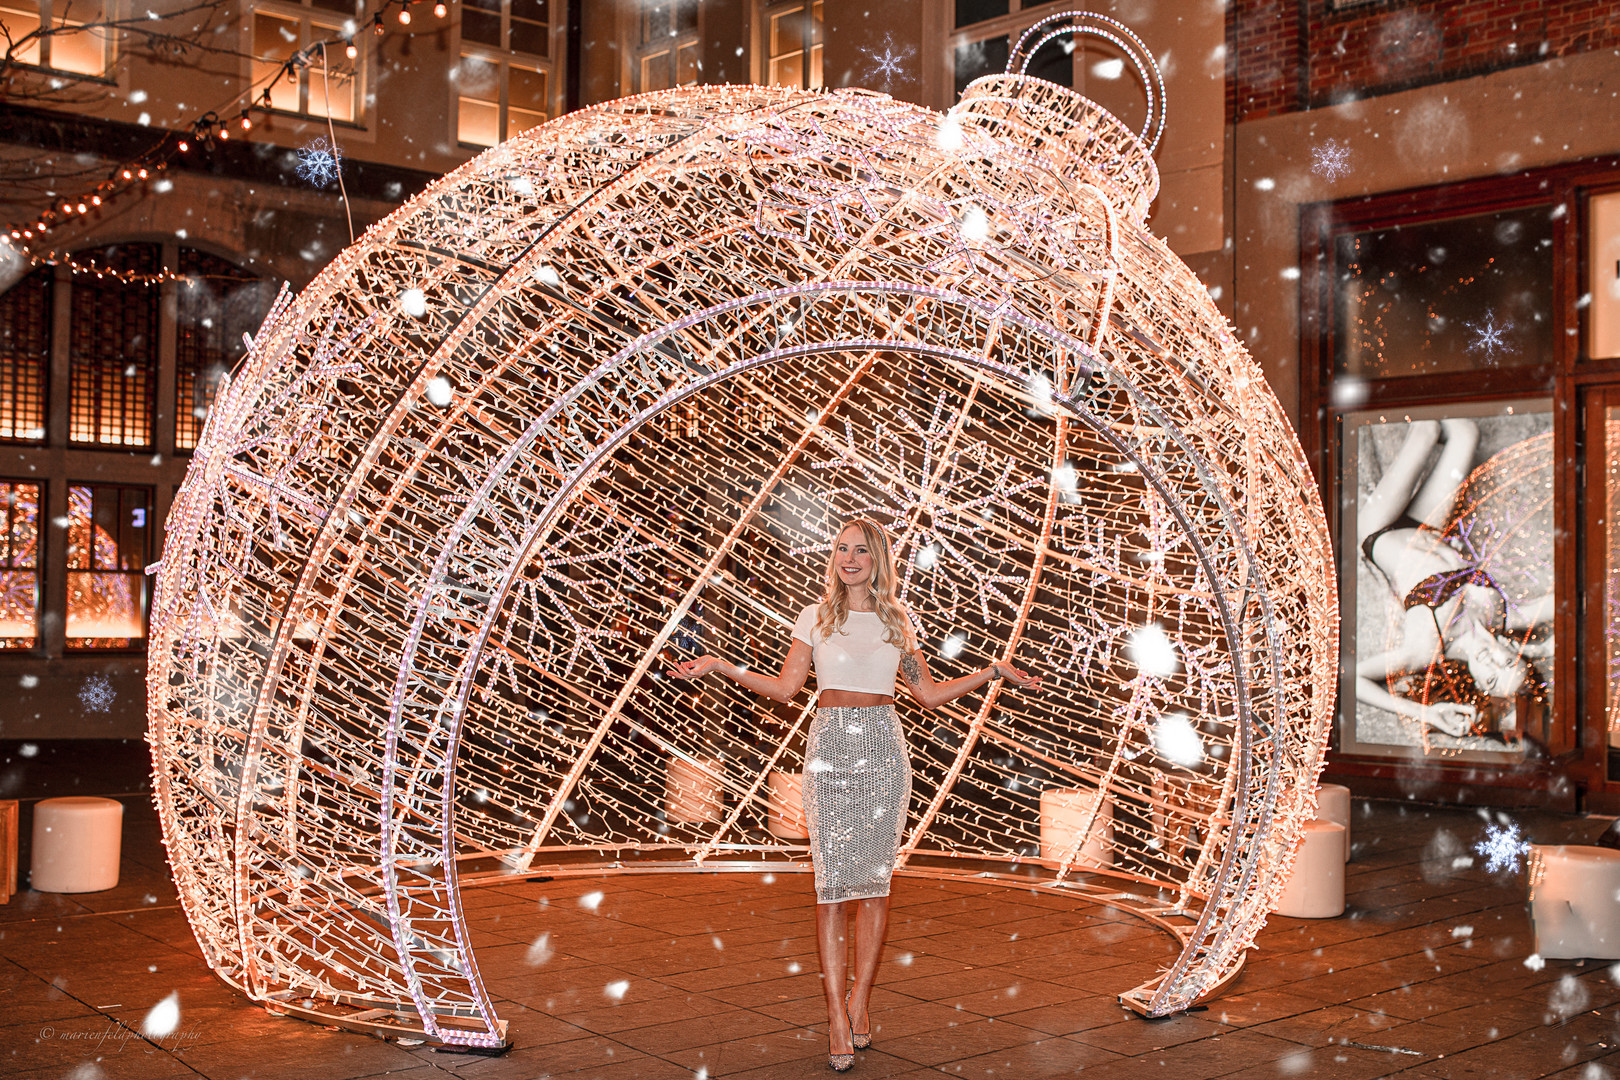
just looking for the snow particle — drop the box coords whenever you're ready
[141,991,180,1037]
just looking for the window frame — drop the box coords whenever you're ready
[0,0,117,79]
[0,265,52,445]
[454,0,561,148]
[67,242,162,451]
[1297,162,1620,800]
[248,0,367,124]
[947,5,1086,100]
[0,478,43,653]
[629,0,700,94]
[63,480,152,652]
[760,0,821,91]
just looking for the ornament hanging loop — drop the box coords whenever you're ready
[1005,11,1166,153]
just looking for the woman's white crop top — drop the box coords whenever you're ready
[791,604,910,696]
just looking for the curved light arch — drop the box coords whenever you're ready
[149,76,1337,1049]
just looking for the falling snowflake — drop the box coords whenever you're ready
[1310,138,1352,182]
[1475,821,1532,874]
[861,34,914,86]
[296,137,344,188]
[1463,310,1516,362]
[79,674,116,713]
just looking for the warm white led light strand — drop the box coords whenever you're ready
[149,44,1336,1050]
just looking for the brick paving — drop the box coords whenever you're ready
[1,742,1616,1079]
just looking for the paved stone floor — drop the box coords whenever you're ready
[3,741,1619,1079]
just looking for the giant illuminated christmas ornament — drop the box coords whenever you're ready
[149,13,1336,1050]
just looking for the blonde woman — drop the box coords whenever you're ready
[671,517,1040,1071]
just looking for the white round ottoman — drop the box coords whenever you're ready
[1273,818,1345,918]
[1314,783,1352,860]
[31,796,123,893]
[1529,845,1620,959]
[1040,788,1113,868]
[665,756,724,823]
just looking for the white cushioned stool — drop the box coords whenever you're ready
[1273,818,1345,918]
[1314,783,1352,860]
[665,756,724,823]
[31,796,123,893]
[1529,845,1620,959]
[1040,788,1112,867]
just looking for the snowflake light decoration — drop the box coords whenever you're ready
[1463,309,1516,362]
[79,673,116,713]
[1311,138,1352,182]
[295,137,343,188]
[1476,821,1533,874]
[148,12,1335,1053]
[861,34,915,86]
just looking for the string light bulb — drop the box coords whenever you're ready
[240,115,252,131]
[434,2,447,15]
[178,139,190,152]
[345,40,358,59]
[398,6,411,25]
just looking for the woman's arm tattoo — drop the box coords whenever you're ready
[901,652,922,688]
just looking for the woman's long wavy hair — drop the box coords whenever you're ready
[816,517,915,651]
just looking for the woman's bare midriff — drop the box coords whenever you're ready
[820,690,894,707]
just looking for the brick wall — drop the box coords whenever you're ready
[1228,0,1620,122]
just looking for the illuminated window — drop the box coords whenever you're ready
[765,1,822,90]
[175,249,273,451]
[456,53,548,147]
[456,0,553,147]
[951,6,1083,99]
[0,266,49,443]
[634,0,698,93]
[463,0,549,55]
[66,483,150,650]
[252,1,364,122]
[69,243,159,449]
[0,0,113,76]
[0,481,41,650]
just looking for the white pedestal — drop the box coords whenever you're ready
[1039,788,1112,867]
[1273,818,1345,919]
[1530,845,1620,959]
[765,771,808,839]
[1314,783,1352,860]
[665,757,724,823]
[31,797,123,893]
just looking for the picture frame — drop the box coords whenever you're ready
[1338,398,1554,764]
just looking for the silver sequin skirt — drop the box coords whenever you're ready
[805,704,912,905]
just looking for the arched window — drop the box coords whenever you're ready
[0,242,274,654]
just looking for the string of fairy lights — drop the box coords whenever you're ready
[3,0,442,282]
[147,22,1338,1047]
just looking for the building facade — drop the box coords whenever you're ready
[1,0,1617,812]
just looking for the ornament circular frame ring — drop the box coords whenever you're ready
[149,14,1336,1051]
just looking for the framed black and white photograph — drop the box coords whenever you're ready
[1339,400,1554,763]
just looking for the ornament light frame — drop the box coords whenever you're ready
[149,15,1337,1051]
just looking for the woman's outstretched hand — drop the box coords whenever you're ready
[1418,701,1476,737]
[992,661,1042,690]
[669,655,724,680]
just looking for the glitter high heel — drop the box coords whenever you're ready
[828,1051,854,1072]
[845,992,871,1050]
